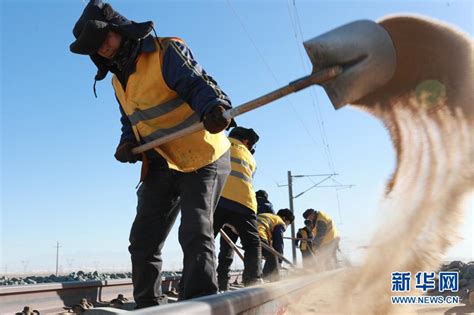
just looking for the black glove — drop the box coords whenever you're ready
[114,141,140,163]
[203,105,231,134]
[227,118,237,130]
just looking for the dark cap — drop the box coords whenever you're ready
[255,190,268,199]
[302,209,315,219]
[70,20,111,55]
[277,208,295,224]
[228,127,259,146]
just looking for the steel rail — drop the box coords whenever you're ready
[0,270,341,314]
[115,269,343,315]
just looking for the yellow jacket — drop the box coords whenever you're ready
[112,37,230,172]
[257,213,286,243]
[220,138,257,212]
[312,211,338,246]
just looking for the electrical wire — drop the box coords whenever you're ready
[289,0,337,174]
[225,0,327,161]
[288,0,348,227]
[226,0,349,227]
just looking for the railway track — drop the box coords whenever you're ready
[0,270,343,314]
[0,276,181,314]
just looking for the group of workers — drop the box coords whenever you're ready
[69,0,337,309]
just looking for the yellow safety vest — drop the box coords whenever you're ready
[297,228,310,251]
[257,213,286,243]
[112,37,230,172]
[312,211,338,245]
[220,138,257,212]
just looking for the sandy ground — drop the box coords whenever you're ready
[286,268,473,315]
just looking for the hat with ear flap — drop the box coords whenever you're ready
[70,20,111,56]
[70,0,154,81]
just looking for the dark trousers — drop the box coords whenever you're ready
[261,239,280,281]
[214,209,262,291]
[128,150,230,308]
[301,250,313,268]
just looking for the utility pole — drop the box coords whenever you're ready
[287,171,297,264]
[286,171,352,266]
[55,242,61,276]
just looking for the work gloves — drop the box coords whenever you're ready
[114,140,140,163]
[203,105,231,134]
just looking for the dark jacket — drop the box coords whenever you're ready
[257,196,274,214]
[272,225,285,263]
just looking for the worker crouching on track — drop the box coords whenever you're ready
[70,0,232,307]
[257,209,295,281]
[303,209,339,270]
[295,219,315,268]
[213,127,262,292]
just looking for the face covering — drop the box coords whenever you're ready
[108,36,140,72]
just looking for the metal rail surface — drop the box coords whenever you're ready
[88,269,343,315]
[1,271,341,314]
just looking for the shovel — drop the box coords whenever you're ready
[220,228,245,262]
[260,241,296,268]
[131,20,396,154]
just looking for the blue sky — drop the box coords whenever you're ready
[1,0,472,274]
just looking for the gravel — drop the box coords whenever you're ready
[0,271,181,286]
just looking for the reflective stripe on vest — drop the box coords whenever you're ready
[221,138,257,212]
[112,37,230,172]
[127,97,186,126]
[230,157,251,173]
[141,114,200,142]
[229,170,252,183]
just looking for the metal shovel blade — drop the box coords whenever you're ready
[356,15,473,114]
[304,20,397,109]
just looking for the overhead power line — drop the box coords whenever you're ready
[225,0,327,159]
[226,0,350,228]
[287,0,338,174]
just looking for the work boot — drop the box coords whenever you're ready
[134,295,168,309]
[218,282,229,292]
[243,278,264,287]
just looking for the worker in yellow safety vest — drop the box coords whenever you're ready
[257,209,295,281]
[70,0,233,307]
[295,219,315,267]
[213,126,262,292]
[302,209,340,270]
